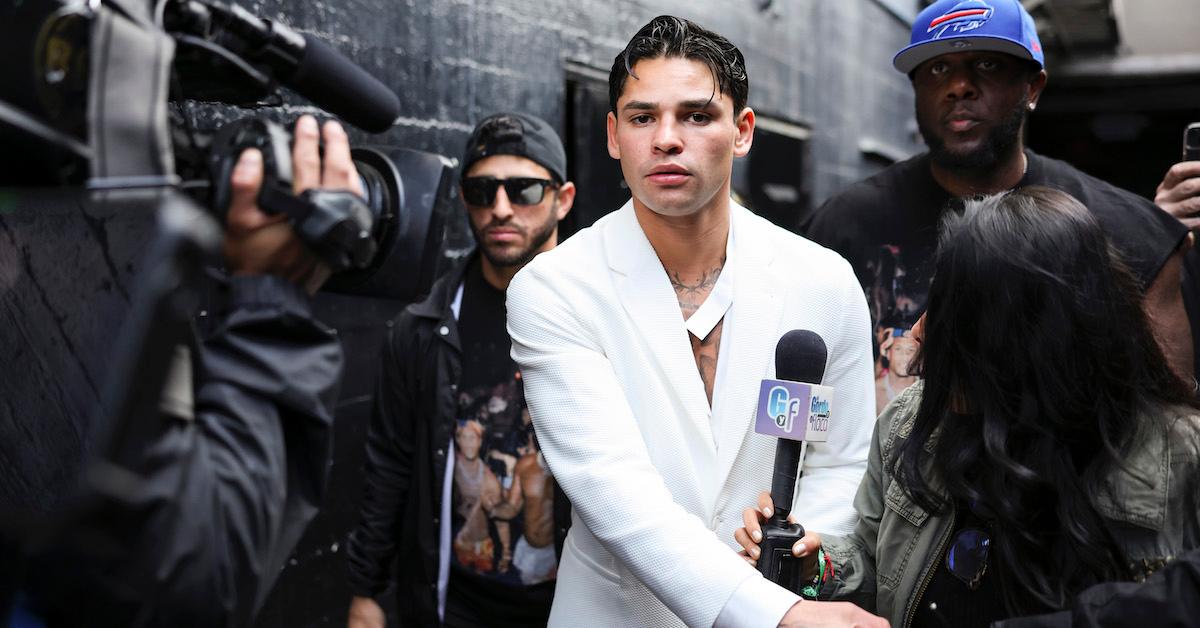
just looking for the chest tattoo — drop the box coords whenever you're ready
[690,319,723,405]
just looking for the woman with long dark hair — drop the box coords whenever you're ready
[734,187,1200,627]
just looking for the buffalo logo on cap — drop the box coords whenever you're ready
[928,0,995,39]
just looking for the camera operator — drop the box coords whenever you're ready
[7,114,359,628]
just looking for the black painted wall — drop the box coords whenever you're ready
[1,1,922,626]
[243,2,921,625]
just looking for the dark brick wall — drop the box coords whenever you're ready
[239,2,920,625]
[252,0,920,208]
[0,2,922,626]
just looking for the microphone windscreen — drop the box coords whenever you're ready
[290,34,401,133]
[775,329,828,384]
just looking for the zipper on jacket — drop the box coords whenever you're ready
[903,507,955,628]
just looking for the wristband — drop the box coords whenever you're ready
[800,548,825,598]
[800,548,835,599]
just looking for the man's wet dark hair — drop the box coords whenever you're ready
[608,15,749,116]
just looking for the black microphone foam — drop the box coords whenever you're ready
[775,329,828,385]
[770,330,828,519]
[289,33,401,133]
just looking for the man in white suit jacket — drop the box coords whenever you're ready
[507,16,885,628]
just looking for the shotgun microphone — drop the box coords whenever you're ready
[167,0,402,132]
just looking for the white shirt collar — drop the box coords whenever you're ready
[683,216,734,340]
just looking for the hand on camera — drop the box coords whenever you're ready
[1155,161,1200,230]
[223,115,364,294]
[735,491,823,575]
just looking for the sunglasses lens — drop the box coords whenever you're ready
[508,179,548,205]
[462,178,497,206]
[946,528,990,589]
[463,177,553,206]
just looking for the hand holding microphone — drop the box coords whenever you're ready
[623,326,879,625]
[737,491,823,583]
[749,504,889,628]
[750,330,833,592]
[741,330,891,627]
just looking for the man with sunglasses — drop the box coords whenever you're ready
[345,112,575,628]
[506,15,882,628]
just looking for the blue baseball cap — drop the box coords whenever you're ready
[893,0,1044,74]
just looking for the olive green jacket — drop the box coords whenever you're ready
[818,382,1200,628]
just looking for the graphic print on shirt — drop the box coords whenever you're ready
[451,373,557,586]
[865,244,931,414]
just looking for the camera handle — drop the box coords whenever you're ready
[208,118,376,273]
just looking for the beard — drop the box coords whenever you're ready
[920,94,1029,175]
[471,203,559,268]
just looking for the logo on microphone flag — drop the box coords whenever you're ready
[754,379,833,442]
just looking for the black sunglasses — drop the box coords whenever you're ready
[461,176,557,207]
[946,527,990,590]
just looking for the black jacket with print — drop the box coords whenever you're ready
[345,254,569,626]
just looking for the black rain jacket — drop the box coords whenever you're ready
[12,275,343,627]
[345,255,569,626]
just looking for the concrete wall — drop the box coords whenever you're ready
[1114,0,1200,56]
[256,0,920,209]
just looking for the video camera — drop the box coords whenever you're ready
[0,0,454,538]
[0,0,452,300]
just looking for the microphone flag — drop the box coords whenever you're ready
[754,379,833,442]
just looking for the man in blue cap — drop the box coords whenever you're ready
[804,0,1193,411]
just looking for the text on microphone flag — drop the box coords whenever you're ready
[754,379,833,442]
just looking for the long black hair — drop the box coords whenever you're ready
[892,186,1196,614]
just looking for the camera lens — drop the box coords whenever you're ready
[350,157,393,246]
[355,159,388,225]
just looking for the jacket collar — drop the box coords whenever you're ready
[408,251,476,321]
[603,200,783,491]
[604,202,713,443]
[1093,416,1172,530]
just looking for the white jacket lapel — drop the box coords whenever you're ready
[604,204,716,449]
[713,206,783,486]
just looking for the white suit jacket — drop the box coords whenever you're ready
[507,201,875,627]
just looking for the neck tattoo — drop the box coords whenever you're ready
[670,257,726,321]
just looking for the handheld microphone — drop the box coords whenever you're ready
[753,329,832,591]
